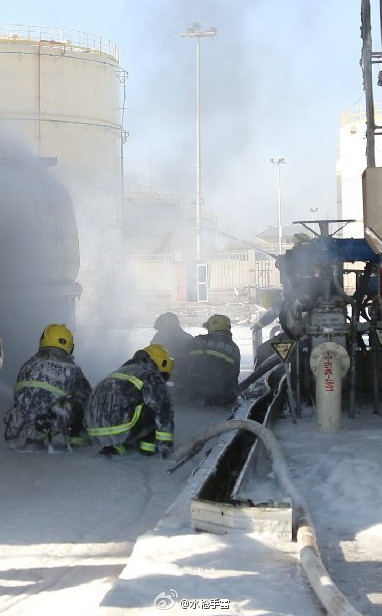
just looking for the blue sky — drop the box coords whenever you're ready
[0,1,376,237]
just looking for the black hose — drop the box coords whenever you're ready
[238,354,280,393]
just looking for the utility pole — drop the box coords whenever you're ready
[180,23,217,261]
[270,157,286,255]
[361,0,376,167]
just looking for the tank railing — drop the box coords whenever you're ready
[341,103,382,126]
[0,23,119,62]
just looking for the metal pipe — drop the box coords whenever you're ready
[315,349,342,431]
[361,0,376,167]
[284,361,297,423]
[37,40,66,156]
[295,338,301,417]
[180,24,216,262]
[251,329,263,366]
[196,36,201,260]
[373,256,382,414]
[310,342,350,432]
[270,157,286,255]
[373,347,379,414]
[38,41,42,155]
[119,69,128,214]
[332,266,357,418]
[277,163,282,255]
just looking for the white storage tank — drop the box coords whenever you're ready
[0,24,127,327]
[337,105,382,238]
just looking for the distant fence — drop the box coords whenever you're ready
[124,250,279,298]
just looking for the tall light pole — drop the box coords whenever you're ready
[181,23,217,261]
[270,157,286,255]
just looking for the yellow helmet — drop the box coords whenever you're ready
[203,314,231,332]
[143,344,174,377]
[260,288,282,310]
[39,324,74,355]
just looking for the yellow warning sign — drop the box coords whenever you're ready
[271,340,295,362]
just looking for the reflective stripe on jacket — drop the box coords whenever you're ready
[108,372,144,390]
[14,380,68,397]
[86,372,144,438]
[87,404,144,437]
[188,349,235,364]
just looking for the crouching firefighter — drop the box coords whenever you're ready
[84,344,175,459]
[4,324,92,452]
[185,314,241,405]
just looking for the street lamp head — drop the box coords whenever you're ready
[180,24,217,38]
[270,157,287,165]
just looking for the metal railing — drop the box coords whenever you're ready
[207,252,250,261]
[0,23,119,62]
[341,103,382,125]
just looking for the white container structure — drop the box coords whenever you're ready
[337,105,382,238]
[0,24,128,327]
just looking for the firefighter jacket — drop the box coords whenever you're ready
[84,352,174,457]
[151,326,193,392]
[5,346,92,442]
[185,330,241,404]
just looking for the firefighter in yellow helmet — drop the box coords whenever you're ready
[184,314,241,405]
[4,324,92,451]
[84,344,175,459]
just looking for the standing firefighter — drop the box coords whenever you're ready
[4,324,92,451]
[85,344,175,459]
[185,314,241,405]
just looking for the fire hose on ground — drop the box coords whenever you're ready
[169,419,364,616]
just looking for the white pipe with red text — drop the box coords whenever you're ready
[310,342,350,432]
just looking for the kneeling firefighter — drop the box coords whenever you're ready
[84,344,175,459]
[4,324,92,451]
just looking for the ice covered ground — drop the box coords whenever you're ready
[1,325,382,615]
[272,407,382,615]
[0,326,252,616]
